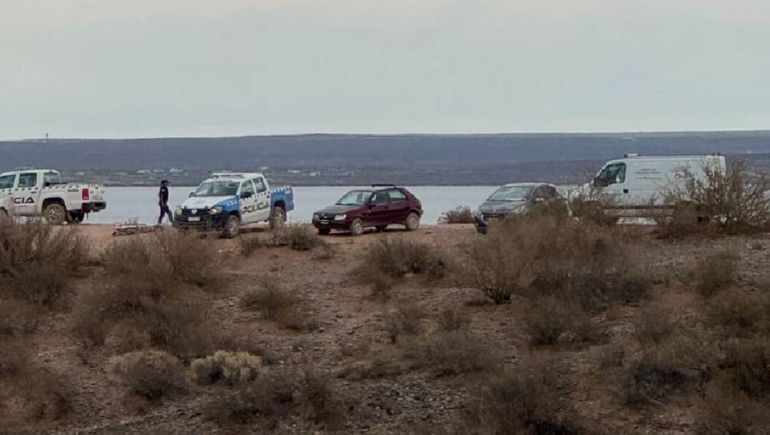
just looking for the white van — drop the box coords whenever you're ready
[579,154,726,216]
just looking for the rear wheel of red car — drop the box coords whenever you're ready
[349,219,364,236]
[223,215,240,238]
[318,228,331,235]
[405,212,420,231]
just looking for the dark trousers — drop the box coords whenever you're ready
[158,204,172,224]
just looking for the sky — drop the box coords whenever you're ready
[1,0,769,139]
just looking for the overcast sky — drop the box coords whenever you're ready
[1,0,769,139]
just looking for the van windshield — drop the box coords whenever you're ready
[194,181,239,197]
[488,186,533,201]
[336,190,372,206]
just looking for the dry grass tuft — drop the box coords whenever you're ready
[440,206,475,224]
[384,303,425,343]
[240,282,319,332]
[109,350,187,400]
[691,250,739,297]
[521,296,596,346]
[192,351,265,385]
[0,299,42,336]
[271,224,326,251]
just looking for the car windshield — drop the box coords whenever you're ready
[488,185,533,201]
[194,181,239,197]
[336,190,372,206]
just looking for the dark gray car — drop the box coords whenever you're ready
[474,183,568,234]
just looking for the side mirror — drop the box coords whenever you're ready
[241,191,253,199]
[188,192,195,198]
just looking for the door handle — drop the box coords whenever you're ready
[623,189,629,194]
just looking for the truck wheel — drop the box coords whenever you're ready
[68,211,84,224]
[405,212,420,231]
[349,219,364,236]
[0,209,8,223]
[269,206,286,230]
[44,203,67,225]
[223,215,240,238]
[318,228,331,235]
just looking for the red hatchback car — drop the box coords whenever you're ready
[312,185,423,236]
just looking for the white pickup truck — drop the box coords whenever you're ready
[0,169,106,224]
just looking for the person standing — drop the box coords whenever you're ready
[158,179,172,224]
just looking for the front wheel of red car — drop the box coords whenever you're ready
[405,212,420,231]
[349,219,364,236]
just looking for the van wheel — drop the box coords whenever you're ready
[68,211,84,224]
[223,215,240,238]
[44,203,67,225]
[405,213,420,231]
[349,219,364,236]
[269,206,286,230]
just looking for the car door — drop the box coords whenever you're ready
[13,172,40,216]
[595,163,628,205]
[238,180,259,224]
[366,190,390,225]
[252,177,271,222]
[386,188,410,222]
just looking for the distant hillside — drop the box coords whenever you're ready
[2,131,770,185]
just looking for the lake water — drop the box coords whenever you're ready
[84,186,498,225]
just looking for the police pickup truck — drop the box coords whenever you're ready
[173,172,294,237]
[0,169,106,224]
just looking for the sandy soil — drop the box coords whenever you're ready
[4,222,770,434]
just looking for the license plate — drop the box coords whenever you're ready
[188,217,200,222]
[320,220,329,224]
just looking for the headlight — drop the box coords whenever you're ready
[334,214,347,221]
[209,206,222,215]
[313,213,320,220]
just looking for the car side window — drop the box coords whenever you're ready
[18,173,38,188]
[595,163,626,187]
[387,189,407,202]
[371,191,389,205]
[44,172,62,186]
[0,174,15,189]
[533,185,558,200]
[253,177,267,193]
[241,180,255,197]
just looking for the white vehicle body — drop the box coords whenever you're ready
[577,154,727,215]
[0,169,106,224]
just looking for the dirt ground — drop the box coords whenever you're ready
[3,222,770,434]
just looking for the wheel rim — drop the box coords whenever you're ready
[227,218,239,237]
[351,221,362,235]
[274,208,285,225]
[407,214,419,229]
[47,206,63,223]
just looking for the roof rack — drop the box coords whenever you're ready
[371,184,397,188]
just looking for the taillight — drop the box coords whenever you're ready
[82,188,90,201]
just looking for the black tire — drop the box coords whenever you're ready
[68,211,84,224]
[269,206,286,230]
[349,218,364,236]
[223,215,240,238]
[375,225,388,232]
[44,203,67,225]
[405,212,420,231]
[0,209,9,224]
[318,228,331,235]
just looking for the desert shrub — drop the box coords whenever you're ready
[624,325,720,407]
[367,269,395,301]
[192,351,265,385]
[661,160,770,235]
[461,214,650,308]
[140,300,216,358]
[437,306,469,332]
[0,222,89,306]
[521,296,596,346]
[109,350,187,400]
[0,338,30,378]
[707,290,769,336]
[101,230,217,287]
[404,331,495,376]
[240,282,318,331]
[691,250,738,297]
[303,372,343,426]
[357,237,447,281]
[696,383,769,435]
[0,299,41,335]
[18,368,73,421]
[440,206,475,224]
[635,302,676,347]
[271,224,324,251]
[206,371,299,428]
[460,360,580,434]
[384,303,425,343]
[724,340,770,399]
